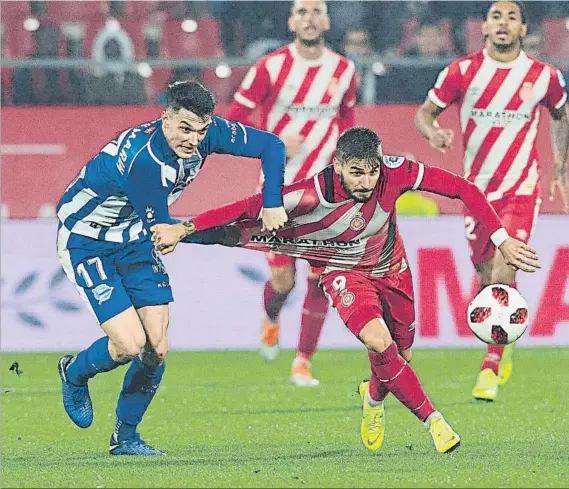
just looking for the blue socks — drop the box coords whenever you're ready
[115,358,166,442]
[66,336,121,386]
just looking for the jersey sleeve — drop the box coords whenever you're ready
[122,152,178,232]
[206,116,285,208]
[428,61,462,108]
[412,161,507,245]
[338,68,357,133]
[541,66,568,110]
[232,60,271,113]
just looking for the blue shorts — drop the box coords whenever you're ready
[57,230,173,324]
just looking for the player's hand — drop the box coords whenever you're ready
[282,134,305,159]
[498,238,541,273]
[427,128,454,153]
[549,171,569,214]
[261,206,288,233]
[150,223,186,255]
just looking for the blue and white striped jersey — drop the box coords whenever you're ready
[57,116,285,247]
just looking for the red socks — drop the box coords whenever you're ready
[297,277,328,360]
[368,351,390,401]
[481,345,504,375]
[369,343,435,422]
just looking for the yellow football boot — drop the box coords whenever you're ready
[497,343,514,385]
[472,368,499,401]
[358,380,385,451]
[427,413,461,453]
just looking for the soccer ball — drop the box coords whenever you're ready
[467,284,529,345]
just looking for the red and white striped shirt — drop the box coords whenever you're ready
[429,49,567,202]
[192,157,505,277]
[227,43,357,184]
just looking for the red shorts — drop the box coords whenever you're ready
[465,196,541,265]
[319,268,416,351]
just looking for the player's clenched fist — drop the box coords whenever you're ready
[427,128,454,153]
[150,222,195,255]
[261,206,288,233]
[498,238,541,273]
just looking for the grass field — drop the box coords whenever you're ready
[1,347,568,488]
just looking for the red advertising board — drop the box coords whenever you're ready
[1,105,564,218]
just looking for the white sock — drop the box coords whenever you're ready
[424,410,442,429]
[366,390,384,407]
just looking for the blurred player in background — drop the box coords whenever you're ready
[227,0,357,386]
[56,81,286,455]
[151,127,541,453]
[415,0,569,401]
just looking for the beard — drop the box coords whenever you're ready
[339,173,374,203]
[297,35,323,47]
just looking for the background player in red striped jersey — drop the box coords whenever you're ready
[150,127,541,453]
[415,1,569,402]
[227,0,357,386]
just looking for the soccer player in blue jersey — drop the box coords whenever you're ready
[56,80,287,456]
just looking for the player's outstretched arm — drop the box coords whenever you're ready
[548,104,569,213]
[414,164,541,272]
[151,193,263,254]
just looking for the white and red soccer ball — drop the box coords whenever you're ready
[467,284,529,345]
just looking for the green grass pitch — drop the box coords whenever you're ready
[1,348,568,488]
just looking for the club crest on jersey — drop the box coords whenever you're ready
[349,212,366,231]
[383,155,405,168]
[341,291,355,307]
[92,284,114,305]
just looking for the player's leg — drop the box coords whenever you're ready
[56,238,146,429]
[321,271,459,453]
[261,253,296,361]
[109,239,173,455]
[469,198,539,400]
[111,305,169,456]
[291,264,328,387]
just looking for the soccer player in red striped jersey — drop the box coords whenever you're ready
[150,127,541,453]
[227,0,357,386]
[415,1,569,401]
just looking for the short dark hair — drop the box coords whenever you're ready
[485,1,527,25]
[336,127,382,167]
[166,80,216,119]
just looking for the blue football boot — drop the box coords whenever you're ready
[58,355,93,428]
[109,432,165,456]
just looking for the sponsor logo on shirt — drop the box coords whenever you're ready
[250,235,360,248]
[470,109,531,127]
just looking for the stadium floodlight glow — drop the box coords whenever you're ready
[23,17,40,32]
[137,62,153,78]
[372,62,386,76]
[215,64,232,79]
[181,19,198,33]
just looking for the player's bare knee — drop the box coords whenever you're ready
[358,317,392,353]
[110,331,146,362]
[271,267,295,293]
